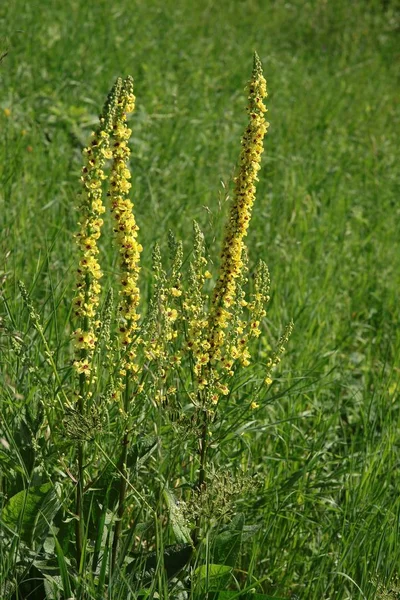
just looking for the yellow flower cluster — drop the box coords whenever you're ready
[184,53,270,405]
[141,242,184,407]
[209,52,269,356]
[182,222,212,387]
[228,259,271,371]
[109,77,143,374]
[73,79,123,377]
[265,321,294,384]
[70,58,290,419]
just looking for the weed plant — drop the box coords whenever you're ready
[0,54,293,599]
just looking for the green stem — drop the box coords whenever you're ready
[111,376,130,570]
[76,278,90,577]
[198,412,208,490]
[193,407,208,547]
[75,374,85,575]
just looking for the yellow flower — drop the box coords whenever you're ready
[165,307,178,322]
[73,359,91,377]
[171,287,182,297]
[197,352,210,364]
[250,401,259,410]
[101,148,113,159]
[171,353,182,366]
[217,383,229,396]
[3,108,11,117]
[73,328,97,350]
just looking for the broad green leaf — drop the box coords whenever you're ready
[137,590,151,599]
[54,534,72,597]
[241,523,261,541]
[97,529,110,597]
[193,563,232,591]
[163,488,192,544]
[126,543,193,583]
[43,577,60,599]
[127,436,158,470]
[34,556,65,598]
[213,513,245,567]
[1,483,60,547]
[92,486,111,572]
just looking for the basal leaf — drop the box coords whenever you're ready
[212,512,245,567]
[163,487,192,544]
[1,482,60,547]
[126,543,193,583]
[193,563,232,592]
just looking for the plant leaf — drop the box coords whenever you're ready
[193,563,232,592]
[1,483,61,548]
[126,543,193,583]
[163,487,192,544]
[212,512,245,567]
[54,533,72,597]
[127,435,158,470]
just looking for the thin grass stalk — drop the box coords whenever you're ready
[75,377,87,590]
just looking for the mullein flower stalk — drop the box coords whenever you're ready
[144,243,179,405]
[230,258,271,369]
[193,52,268,407]
[209,51,268,361]
[193,53,269,540]
[140,234,184,412]
[107,76,142,569]
[168,229,184,297]
[109,75,141,387]
[184,221,211,389]
[73,79,122,380]
[265,320,294,385]
[73,79,122,572]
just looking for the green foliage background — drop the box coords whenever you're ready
[1,0,400,598]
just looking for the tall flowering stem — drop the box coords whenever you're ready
[107,76,142,568]
[192,53,269,538]
[209,51,268,356]
[193,52,269,407]
[72,80,122,571]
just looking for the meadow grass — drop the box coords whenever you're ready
[1,0,400,598]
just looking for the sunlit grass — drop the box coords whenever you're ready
[1,0,400,598]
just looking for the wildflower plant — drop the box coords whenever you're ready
[3,53,292,598]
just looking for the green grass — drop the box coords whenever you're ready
[1,0,400,598]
